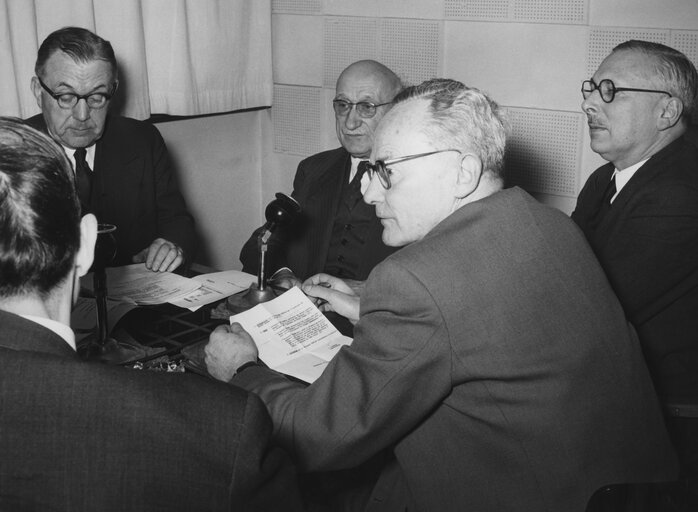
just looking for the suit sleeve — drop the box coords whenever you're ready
[234,259,453,473]
[149,126,197,260]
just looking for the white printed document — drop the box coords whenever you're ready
[169,270,257,311]
[230,287,352,383]
[81,263,202,305]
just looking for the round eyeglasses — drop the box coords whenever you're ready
[581,78,671,103]
[362,149,462,189]
[38,77,117,110]
[332,99,392,119]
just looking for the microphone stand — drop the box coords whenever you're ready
[226,193,300,313]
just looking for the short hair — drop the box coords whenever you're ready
[613,40,698,119]
[35,26,118,80]
[0,117,81,299]
[394,79,507,180]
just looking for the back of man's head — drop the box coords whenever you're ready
[0,118,80,299]
[393,78,507,182]
[613,40,698,123]
[35,26,117,79]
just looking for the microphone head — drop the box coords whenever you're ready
[264,192,301,229]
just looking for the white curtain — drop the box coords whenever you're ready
[0,0,272,120]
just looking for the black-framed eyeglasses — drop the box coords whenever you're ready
[332,99,392,119]
[37,77,117,110]
[362,149,461,190]
[581,78,671,103]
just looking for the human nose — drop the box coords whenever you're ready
[72,98,91,121]
[363,171,384,205]
[343,105,362,130]
[581,88,601,114]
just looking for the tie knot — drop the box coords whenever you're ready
[357,160,370,179]
[74,147,88,164]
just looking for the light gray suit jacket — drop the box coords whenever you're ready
[236,187,677,511]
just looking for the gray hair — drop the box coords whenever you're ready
[613,40,698,119]
[393,79,507,180]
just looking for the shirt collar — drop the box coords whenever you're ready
[20,314,76,351]
[611,158,649,202]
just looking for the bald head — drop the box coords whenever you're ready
[334,60,402,158]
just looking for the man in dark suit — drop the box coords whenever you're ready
[206,79,677,511]
[240,60,402,282]
[0,117,302,511]
[572,40,698,508]
[25,26,195,272]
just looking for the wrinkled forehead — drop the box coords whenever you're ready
[373,99,432,157]
[595,49,658,84]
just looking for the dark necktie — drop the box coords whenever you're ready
[591,173,616,228]
[345,161,368,209]
[74,147,93,212]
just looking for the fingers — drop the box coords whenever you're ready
[132,238,184,272]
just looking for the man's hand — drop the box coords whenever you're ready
[132,238,184,272]
[302,273,361,324]
[204,323,259,382]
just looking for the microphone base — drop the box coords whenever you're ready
[225,283,278,314]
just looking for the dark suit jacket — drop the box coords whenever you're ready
[0,310,302,512]
[236,188,677,511]
[25,114,196,266]
[572,137,698,398]
[240,147,396,280]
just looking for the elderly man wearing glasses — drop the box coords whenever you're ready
[26,27,195,272]
[572,40,698,509]
[205,78,677,511]
[239,60,403,291]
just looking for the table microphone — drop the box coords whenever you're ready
[226,193,300,312]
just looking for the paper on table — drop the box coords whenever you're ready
[81,263,202,305]
[169,270,257,311]
[230,286,352,383]
[71,296,138,343]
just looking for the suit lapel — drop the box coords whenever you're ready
[303,150,350,276]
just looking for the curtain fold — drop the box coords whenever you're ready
[0,0,272,120]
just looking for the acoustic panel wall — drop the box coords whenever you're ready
[324,17,442,88]
[272,0,321,14]
[504,107,583,197]
[324,17,380,88]
[445,0,586,24]
[586,28,670,76]
[273,85,322,155]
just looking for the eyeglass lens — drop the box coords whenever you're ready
[333,100,378,118]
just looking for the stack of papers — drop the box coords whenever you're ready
[81,264,257,310]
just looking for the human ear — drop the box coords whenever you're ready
[76,214,98,277]
[657,97,683,130]
[455,153,483,198]
[30,76,43,109]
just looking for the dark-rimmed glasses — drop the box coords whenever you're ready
[332,99,392,119]
[37,77,118,110]
[362,149,461,189]
[581,78,671,103]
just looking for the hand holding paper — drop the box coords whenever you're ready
[204,287,352,383]
[205,324,258,382]
[302,273,361,324]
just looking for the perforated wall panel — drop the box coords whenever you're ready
[671,31,698,69]
[513,0,586,24]
[445,0,586,23]
[444,0,509,20]
[273,85,322,156]
[324,17,380,88]
[272,0,321,14]
[380,19,441,86]
[323,17,442,88]
[504,108,583,197]
[586,28,670,76]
